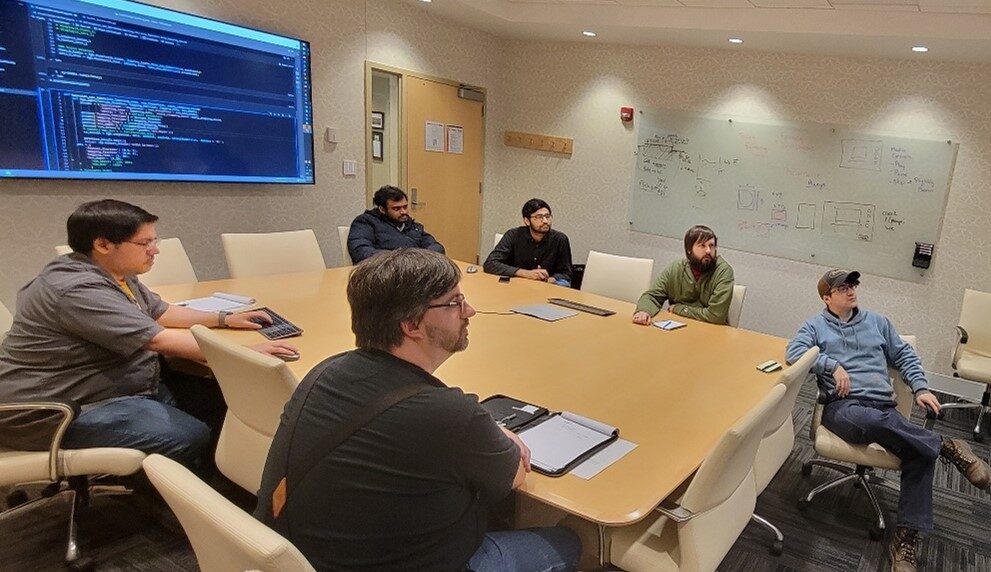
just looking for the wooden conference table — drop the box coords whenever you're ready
[155,262,787,530]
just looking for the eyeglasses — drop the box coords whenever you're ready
[124,237,160,249]
[832,283,858,294]
[528,213,552,221]
[425,293,466,314]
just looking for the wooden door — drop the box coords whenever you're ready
[404,77,483,263]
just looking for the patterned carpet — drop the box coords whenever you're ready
[1,379,989,571]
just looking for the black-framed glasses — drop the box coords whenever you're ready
[528,213,552,221]
[124,237,160,249]
[426,293,466,314]
[832,283,858,294]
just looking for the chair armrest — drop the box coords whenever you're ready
[655,499,696,523]
[0,399,79,481]
[952,326,969,370]
[809,388,826,442]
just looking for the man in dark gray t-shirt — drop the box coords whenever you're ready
[0,200,297,463]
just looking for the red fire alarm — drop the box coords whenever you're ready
[620,107,634,122]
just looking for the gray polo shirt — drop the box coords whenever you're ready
[0,253,168,411]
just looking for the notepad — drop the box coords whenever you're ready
[176,292,255,312]
[511,304,578,322]
[518,411,619,476]
[653,319,686,331]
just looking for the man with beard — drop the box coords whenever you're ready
[632,224,735,325]
[347,185,445,263]
[484,198,573,286]
[255,249,581,572]
[787,269,990,572]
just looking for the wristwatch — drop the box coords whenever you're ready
[218,310,230,328]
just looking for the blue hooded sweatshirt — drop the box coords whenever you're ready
[786,308,928,403]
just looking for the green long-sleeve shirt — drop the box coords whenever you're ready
[635,256,735,325]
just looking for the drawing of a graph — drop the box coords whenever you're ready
[822,201,875,242]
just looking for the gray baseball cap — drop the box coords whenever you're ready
[817,269,861,297]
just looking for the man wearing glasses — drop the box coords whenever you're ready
[787,269,990,572]
[484,198,573,286]
[255,249,581,572]
[0,199,296,465]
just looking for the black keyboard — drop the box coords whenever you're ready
[249,307,303,340]
[547,298,615,316]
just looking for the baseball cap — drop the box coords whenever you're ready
[817,269,861,297]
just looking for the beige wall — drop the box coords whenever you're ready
[0,0,501,308]
[483,41,991,373]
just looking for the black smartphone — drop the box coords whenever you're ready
[499,276,511,283]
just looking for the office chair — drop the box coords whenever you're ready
[582,250,654,304]
[494,232,504,248]
[0,300,12,339]
[610,384,785,572]
[221,229,326,278]
[337,226,353,265]
[940,289,991,442]
[798,336,918,540]
[142,454,315,572]
[751,347,819,555]
[190,325,297,493]
[0,400,145,570]
[54,239,197,287]
[727,284,747,328]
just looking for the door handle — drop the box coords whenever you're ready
[411,188,427,207]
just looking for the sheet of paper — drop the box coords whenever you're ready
[447,124,463,154]
[425,121,445,152]
[519,415,613,473]
[177,296,249,312]
[511,304,577,322]
[571,439,637,480]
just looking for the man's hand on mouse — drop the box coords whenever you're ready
[252,341,299,358]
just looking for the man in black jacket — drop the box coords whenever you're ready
[347,185,445,263]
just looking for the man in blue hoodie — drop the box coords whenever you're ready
[787,269,990,572]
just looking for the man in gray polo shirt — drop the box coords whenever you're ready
[0,200,297,465]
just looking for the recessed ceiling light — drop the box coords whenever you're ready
[912,45,929,53]
[419,0,431,3]
[728,38,744,45]
[582,30,597,37]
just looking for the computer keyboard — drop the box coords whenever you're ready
[249,307,303,340]
[547,297,616,316]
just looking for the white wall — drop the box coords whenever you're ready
[484,41,991,373]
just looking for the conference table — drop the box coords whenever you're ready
[155,261,787,559]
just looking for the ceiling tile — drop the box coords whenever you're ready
[751,0,833,6]
[677,0,756,6]
[918,0,991,13]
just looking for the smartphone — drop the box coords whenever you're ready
[499,276,511,283]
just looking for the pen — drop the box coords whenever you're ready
[497,414,517,426]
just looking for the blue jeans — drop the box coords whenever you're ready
[467,526,581,572]
[822,398,942,532]
[62,382,212,467]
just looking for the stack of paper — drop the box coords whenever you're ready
[176,292,255,312]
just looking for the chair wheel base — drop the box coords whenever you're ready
[797,498,811,512]
[5,489,29,509]
[869,526,884,541]
[801,463,812,477]
[770,540,783,556]
[67,556,94,572]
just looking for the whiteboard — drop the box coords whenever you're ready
[629,108,958,282]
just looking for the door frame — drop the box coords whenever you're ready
[363,63,487,253]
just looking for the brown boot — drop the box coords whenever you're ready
[940,438,991,490]
[889,526,921,572]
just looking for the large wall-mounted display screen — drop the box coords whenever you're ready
[0,0,314,183]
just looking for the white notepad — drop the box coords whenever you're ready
[653,319,686,331]
[176,292,255,312]
[518,412,617,474]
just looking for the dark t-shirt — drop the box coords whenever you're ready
[255,349,520,572]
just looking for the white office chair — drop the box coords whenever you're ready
[0,300,12,338]
[494,232,504,248]
[581,250,654,304]
[727,284,747,328]
[337,226,353,266]
[54,238,197,287]
[190,325,297,493]
[942,289,991,442]
[610,384,785,572]
[750,347,819,555]
[142,454,315,572]
[0,401,145,568]
[798,336,918,540]
[221,229,326,278]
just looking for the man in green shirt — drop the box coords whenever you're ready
[632,224,735,325]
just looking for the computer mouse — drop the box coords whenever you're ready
[466,265,478,273]
[277,351,301,362]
